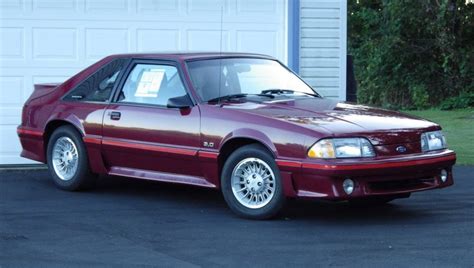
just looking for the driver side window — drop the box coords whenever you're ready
[118,63,187,107]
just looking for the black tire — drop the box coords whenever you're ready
[46,125,96,191]
[221,144,285,220]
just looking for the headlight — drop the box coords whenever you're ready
[421,130,446,152]
[308,138,375,158]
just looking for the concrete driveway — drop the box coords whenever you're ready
[1,166,473,267]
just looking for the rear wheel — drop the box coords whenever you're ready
[221,144,285,219]
[46,126,96,191]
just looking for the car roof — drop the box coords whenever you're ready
[105,52,276,62]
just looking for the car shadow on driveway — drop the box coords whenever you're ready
[87,174,439,224]
[5,167,471,227]
[282,199,434,223]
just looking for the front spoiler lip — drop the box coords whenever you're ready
[277,150,456,199]
[277,150,456,172]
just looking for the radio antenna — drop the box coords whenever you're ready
[219,4,224,53]
[217,3,223,106]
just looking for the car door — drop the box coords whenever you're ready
[102,60,201,177]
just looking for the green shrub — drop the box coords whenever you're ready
[439,92,474,110]
[348,0,474,109]
[409,84,430,110]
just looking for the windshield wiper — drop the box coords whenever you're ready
[207,93,248,103]
[261,88,321,98]
[207,93,274,103]
[261,89,295,95]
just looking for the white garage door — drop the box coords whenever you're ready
[0,0,288,164]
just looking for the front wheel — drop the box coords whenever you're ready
[46,126,96,191]
[221,144,285,220]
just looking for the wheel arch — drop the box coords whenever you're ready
[217,129,278,180]
[43,117,85,162]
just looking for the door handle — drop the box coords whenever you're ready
[109,111,121,120]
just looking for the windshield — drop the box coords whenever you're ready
[186,58,318,102]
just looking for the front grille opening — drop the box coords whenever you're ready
[368,177,436,193]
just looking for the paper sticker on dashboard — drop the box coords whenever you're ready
[135,69,165,97]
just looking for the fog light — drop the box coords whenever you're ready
[343,179,354,195]
[440,169,448,183]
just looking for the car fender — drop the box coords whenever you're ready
[44,109,108,174]
[219,128,298,197]
[45,112,85,136]
[220,128,278,158]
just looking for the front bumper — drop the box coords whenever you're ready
[276,150,456,200]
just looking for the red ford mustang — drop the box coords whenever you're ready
[17,52,456,219]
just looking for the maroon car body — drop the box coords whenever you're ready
[17,52,456,217]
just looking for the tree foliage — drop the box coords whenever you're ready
[348,0,474,109]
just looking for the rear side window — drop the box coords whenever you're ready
[64,58,128,102]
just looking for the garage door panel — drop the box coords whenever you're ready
[85,28,130,60]
[188,0,230,13]
[85,0,128,13]
[237,0,278,14]
[0,108,22,125]
[32,76,71,85]
[137,29,181,52]
[33,0,78,11]
[0,27,24,59]
[0,125,22,152]
[0,76,24,105]
[186,30,230,51]
[237,31,278,57]
[32,28,78,60]
[137,0,180,14]
[0,0,23,10]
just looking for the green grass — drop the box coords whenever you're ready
[403,109,474,165]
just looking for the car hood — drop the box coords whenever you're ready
[223,98,439,145]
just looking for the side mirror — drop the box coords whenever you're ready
[167,95,193,109]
